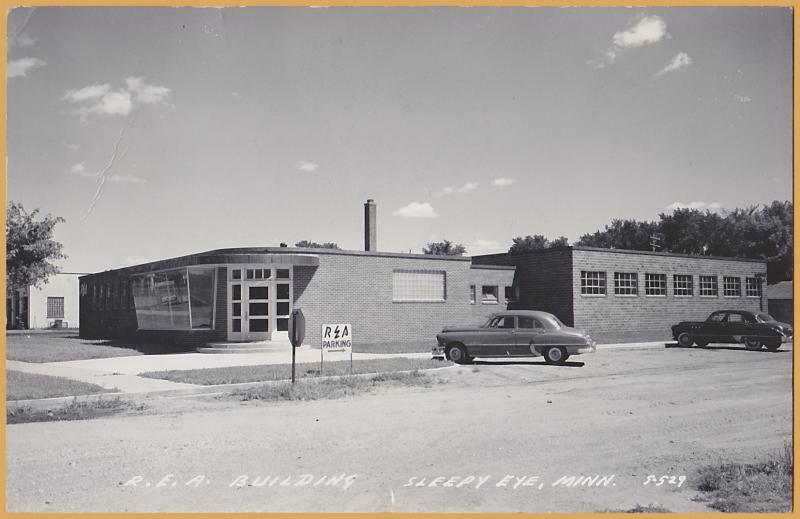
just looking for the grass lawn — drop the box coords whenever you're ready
[6,331,143,363]
[693,444,792,512]
[8,397,146,424]
[228,370,440,402]
[141,357,451,385]
[6,370,116,401]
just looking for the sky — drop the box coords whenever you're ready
[7,7,793,273]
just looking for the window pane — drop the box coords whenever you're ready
[232,269,241,280]
[246,269,254,279]
[481,285,498,303]
[232,302,241,317]
[47,297,65,319]
[232,319,241,332]
[249,303,269,316]
[277,283,290,300]
[189,267,215,329]
[277,302,290,315]
[392,270,446,302]
[250,319,269,332]
[518,317,534,329]
[249,286,269,300]
[469,285,476,304]
[277,269,290,279]
[132,269,190,330]
[232,284,241,301]
[276,318,289,331]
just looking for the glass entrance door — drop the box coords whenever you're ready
[228,267,271,342]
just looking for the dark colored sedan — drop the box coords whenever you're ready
[434,310,596,365]
[671,310,793,351]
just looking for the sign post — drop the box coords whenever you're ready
[321,323,353,375]
[289,309,305,384]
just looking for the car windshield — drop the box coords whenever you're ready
[755,313,776,323]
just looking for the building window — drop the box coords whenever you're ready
[673,274,693,297]
[581,271,606,295]
[723,276,742,297]
[47,297,65,319]
[746,277,762,297]
[481,285,499,304]
[131,267,216,330]
[392,270,446,302]
[699,275,718,297]
[614,272,638,296]
[504,286,517,302]
[469,285,476,304]
[644,273,667,296]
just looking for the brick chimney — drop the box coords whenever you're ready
[364,199,377,252]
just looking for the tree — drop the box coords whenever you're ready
[576,219,659,251]
[7,202,67,328]
[294,240,340,249]
[423,240,466,256]
[508,234,570,254]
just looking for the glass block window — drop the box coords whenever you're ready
[481,285,499,304]
[469,285,476,304]
[392,270,446,302]
[673,274,693,297]
[746,277,762,297]
[581,271,606,295]
[614,272,638,296]
[644,273,667,296]
[47,297,65,319]
[723,276,741,297]
[699,275,718,296]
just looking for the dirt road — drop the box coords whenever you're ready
[7,344,792,512]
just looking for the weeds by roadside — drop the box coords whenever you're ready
[227,370,438,402]
[7,397,146,424]
[603,503,672,513]
[142,357,451,385]
[693,443,792,512]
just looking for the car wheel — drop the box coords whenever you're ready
[677,332,694,347]
[765,339,781,352]
[695,339,709,347]
[446,344,469,364]
[544,347,568,365]
[744,337,762,351]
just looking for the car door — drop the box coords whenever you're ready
[513,316,544,355]
[703,311,727,341]
[721,312,745,341]
[479,315,515,356]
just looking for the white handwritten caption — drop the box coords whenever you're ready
[402,474,617,489]
[122,473,357,491]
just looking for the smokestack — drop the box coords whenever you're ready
[364,199,377,252]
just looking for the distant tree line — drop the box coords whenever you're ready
[423,201,792,281]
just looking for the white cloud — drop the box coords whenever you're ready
[8,57,46,78]
[63,84,111,102]
[63,77,170,118]
[435,182,478,197]
[295,160,319,173]
[613,15,668,49]
[108,174,146,183]
[70,162,85,173]
[492,177,514,187]
[10,33,37,47]
[394,202,438,219]
[469,239,504,255]
[591,14,668,69]
[733,94,752,103]
[654,52,693,77]
[666,201,723,212]
[125,77,171,104]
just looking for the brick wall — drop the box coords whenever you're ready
[472,250,574,325]
[293,253,514,346]
[571,248,766,335]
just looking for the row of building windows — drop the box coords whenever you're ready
[580,272,762,298]
[469,284,516,305]
[81,279,134,311]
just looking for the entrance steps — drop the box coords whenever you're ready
[197,340,298,354]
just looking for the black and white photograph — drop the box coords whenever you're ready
[5,6,793,513]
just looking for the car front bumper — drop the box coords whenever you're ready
[432,344,446,359]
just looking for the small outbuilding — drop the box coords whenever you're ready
[767,281,793,324]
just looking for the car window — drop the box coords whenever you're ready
[756,313,776,323]
[708,313,726,322]
[518,316,545,329]
[726,313,743,323]
[488,316,515,328]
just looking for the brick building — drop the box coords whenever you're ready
[473,247,767,335]
[78,248,515,349]
[7,273,85,330]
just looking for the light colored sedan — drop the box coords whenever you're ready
[434,310,596,365]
